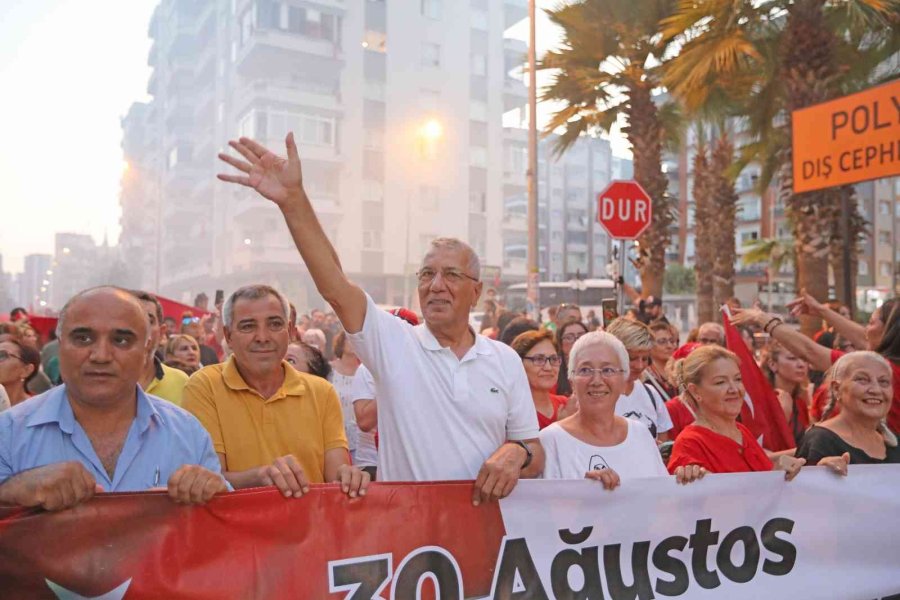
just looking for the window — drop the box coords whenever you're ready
[421,0,441,19]
[469,190,486,213]
[267,110,335,147]
[362,30,386,52]
[880,201,891,216]
[364,128,384,150]
[240,8,254,46]
[879,231,892,245]
[469,146,488,168]
[363,230,382,250]
[362,180,383,203]
[168,147,178,169]
[469,100,487,121]
[217,102,225,123]
[740,230,759,245]
[471,53,487,76]
[422,43,441,67]
[470,8,488,30]
[880,261,892,277]
[859,259,869,276]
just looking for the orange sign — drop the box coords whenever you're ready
[792,80,900,193]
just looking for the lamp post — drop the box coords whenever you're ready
[526,0,539,321]
[403,118,444,308]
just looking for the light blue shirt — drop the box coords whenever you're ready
[0,384,223,492]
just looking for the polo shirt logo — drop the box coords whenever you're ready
[490,387,499,393]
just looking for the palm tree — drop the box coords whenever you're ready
[539,0,678,297]
[743,236,796,309]
[692,133,716,323]
[661,0,898,333]
[709,131,738,307]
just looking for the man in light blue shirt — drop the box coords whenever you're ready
[0,286,226,511]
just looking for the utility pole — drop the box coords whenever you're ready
[526,0,539,320]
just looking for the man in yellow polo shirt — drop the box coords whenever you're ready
[182,284,368,498]
[132,290,189,406]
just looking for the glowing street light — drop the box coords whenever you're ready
[420,119,443,141]
[62,247,71,255]
[243,238,252,245]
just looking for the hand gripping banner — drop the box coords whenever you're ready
[1,467,899,599]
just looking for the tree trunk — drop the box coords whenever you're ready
[626,82,674,298]
[710,132,737,307]
[780,0,840,335]
[693,140,716,324]
[828,185,867,315]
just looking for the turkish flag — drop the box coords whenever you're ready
[156,295,213,322]
[0,483,504,599]
[722,311,795,451]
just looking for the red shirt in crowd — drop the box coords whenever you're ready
[537,394,568,430]
[664,397,695,439]
[830,349,900,433]
[667,423,773,474]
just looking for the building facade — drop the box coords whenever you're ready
[121,0,531,309]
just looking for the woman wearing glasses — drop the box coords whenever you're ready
[512,330,575,430]
[555,320,588,396]
[540,332,704,488]
[0,339,41,407]
[643,320,679,400]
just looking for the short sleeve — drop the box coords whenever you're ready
[0,415,13,485]
[795,427,840,466]
[320,384,349,452]
[350,365,376,403]
[345,293,408,382]
[504,353,540,441]
[829,349,845,365]
[648,385,673,433]
[537,427,560,479]
[181,373,225,455]
[667,433,711,474]
[634,423,669,476]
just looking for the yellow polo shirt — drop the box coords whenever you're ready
[145,361,189,406]
[182,357,347,483]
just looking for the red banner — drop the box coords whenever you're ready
[0,483,503,599]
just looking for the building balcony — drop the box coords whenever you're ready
[235,28,343,80]
[233,80,341,117]
[504,77,528,112]
[504,38,527,66]
[503,212,528,232]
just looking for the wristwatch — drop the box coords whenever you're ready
[513,440,533,469]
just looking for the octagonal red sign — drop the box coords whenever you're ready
[596,180,653,240]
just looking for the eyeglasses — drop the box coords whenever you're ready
[654,338,677,346]
[698,338,723,345]
[574,366,625,379]
[182,317,200,325]
[415,268,479,285]
[0,350,23,363]
[523,354,562,367]
[561,332,585,343]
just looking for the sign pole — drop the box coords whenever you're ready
[525,0,539,321]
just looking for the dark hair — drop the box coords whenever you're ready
[1,338,40,387]
[332,330,347,359]
[129,289,163,324]
[556,320,589,349]
[10,307,27,319]
[875,298,900,363]
[301,342,332,380]
[510,329,558,359]
[500,317,540,346]
[495,311,519,338]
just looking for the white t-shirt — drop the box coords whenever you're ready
[350,365,378,468]
[614,382,673,439]
[346,293,539,481]
[540,418,668,480]
[329,369,359,453]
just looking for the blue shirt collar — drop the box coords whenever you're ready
[25,384,162,435]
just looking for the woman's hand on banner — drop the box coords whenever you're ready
[819,452,851,477]
[673,464,707,485]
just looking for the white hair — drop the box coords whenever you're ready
[223,285,290,328]
[426,237,481,280]
[301,328,327,351]
[824,350,896,447]
[567,331,630,380]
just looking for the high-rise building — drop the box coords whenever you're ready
[122,0,531,309]
[21,254,53,312]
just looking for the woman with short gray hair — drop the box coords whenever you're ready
[540,331,704,488]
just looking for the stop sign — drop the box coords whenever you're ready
[596,180,653,240]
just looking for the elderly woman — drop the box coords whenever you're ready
[540,331,704,489]
[760,341,811,445]
[605,318,673,442]
[0,338,41,406]
[164,334,202,375]
[796,351,899,469]
[511,330,575,430]
[667,345,816,479]
[554,320,589,396]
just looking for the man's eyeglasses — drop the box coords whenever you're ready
[574,366,625,379]
[415,268,479,285]
[0,350,23,363]
[523,354,562,367]
[561,332,585,343]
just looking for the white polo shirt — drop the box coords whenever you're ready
[346,294,539,482]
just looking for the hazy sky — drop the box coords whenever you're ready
[0,0,628,273]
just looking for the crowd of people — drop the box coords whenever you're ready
[0,132,895,513]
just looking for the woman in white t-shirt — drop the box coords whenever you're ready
[540,332,705,489]
[329,331,361,461]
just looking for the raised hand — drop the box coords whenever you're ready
[217,133,304,208]
[786,288,825,318]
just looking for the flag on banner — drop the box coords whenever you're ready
[722,309,795,451]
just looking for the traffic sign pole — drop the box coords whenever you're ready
[617,241,626,317]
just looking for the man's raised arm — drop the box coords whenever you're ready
[218,133,367,333]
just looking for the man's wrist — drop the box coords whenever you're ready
[510,440,533,469]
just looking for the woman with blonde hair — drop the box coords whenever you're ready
[667,345,814,478]
[164,334,202,375]
[796,351,898,469]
